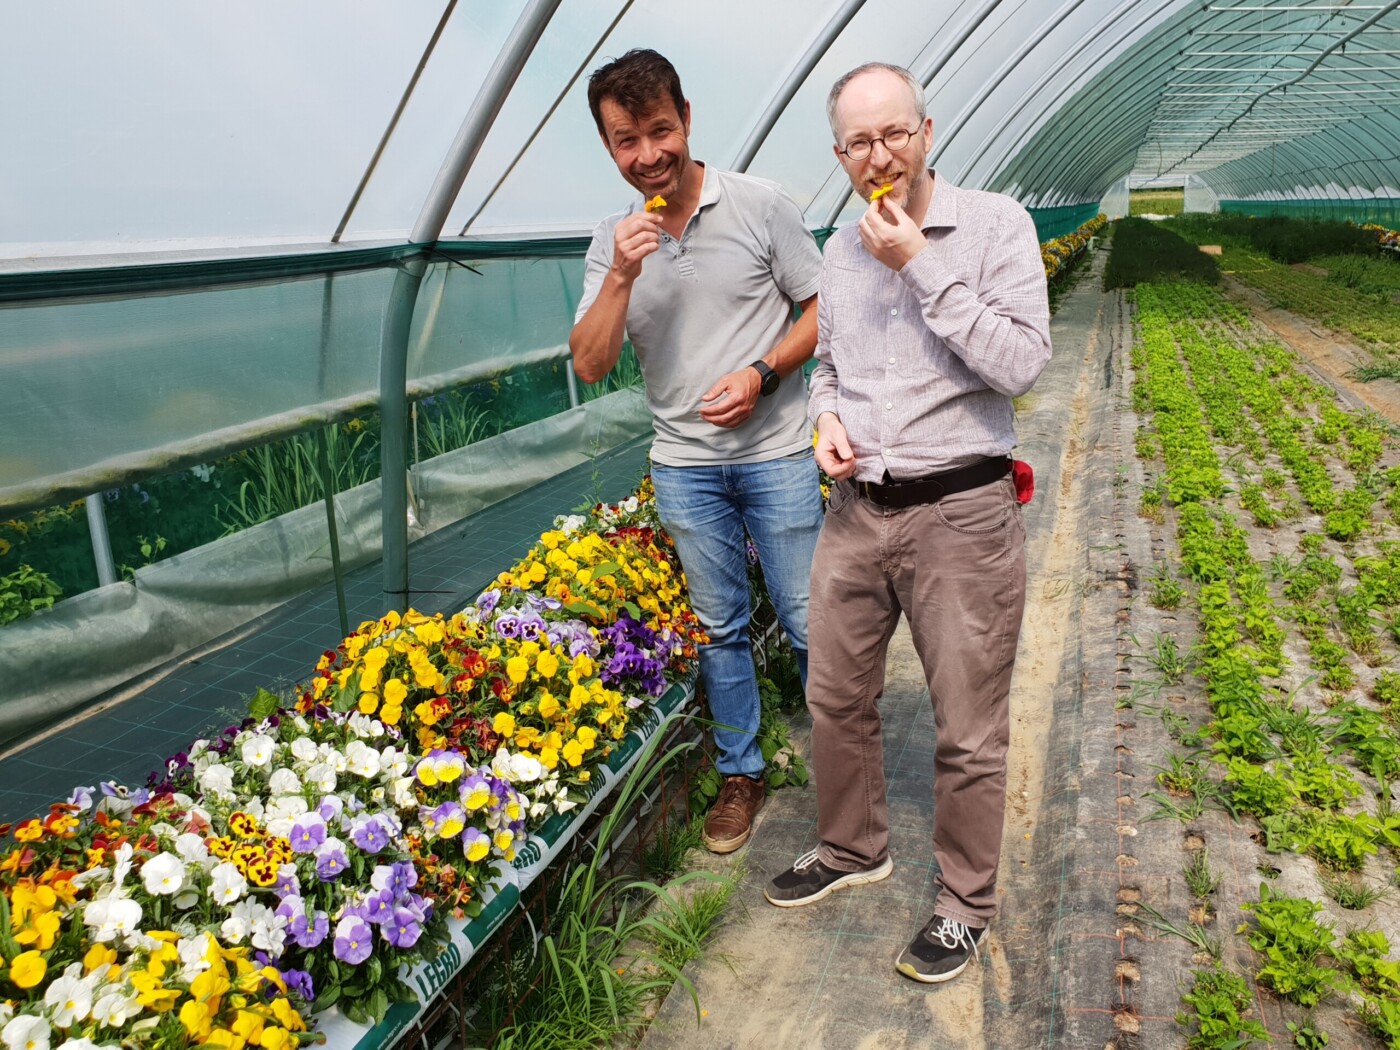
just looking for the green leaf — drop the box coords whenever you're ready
[590,560,621,579]
[563,600,606,619]
[247,687,280,720]
[368,987,389,1024]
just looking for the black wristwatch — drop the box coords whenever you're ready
[750,359,780,397]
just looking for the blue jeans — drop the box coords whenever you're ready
[651,450,824,777]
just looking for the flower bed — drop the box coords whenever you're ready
[1041,213,1107,283]
[1,480,706,1050]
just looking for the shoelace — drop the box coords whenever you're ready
[930,916,981,963]
[791,847,821,872]
[711,778,757,820]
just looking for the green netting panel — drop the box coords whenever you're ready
[1028,203,1101,243]
[1218,199,1400,229]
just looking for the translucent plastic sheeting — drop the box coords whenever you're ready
[1100,177,1130,219]
[0,389,647,746]
[0,253,588,514]
[1183,174,1219,215]
[0,2,514,257]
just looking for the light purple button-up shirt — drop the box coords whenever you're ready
[809,171,1052,482]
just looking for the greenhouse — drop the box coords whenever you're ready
[4,0,1400,1047]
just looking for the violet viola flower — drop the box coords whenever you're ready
[362,889,396,926]
[333,915,374,964]
[273,864,301,898]
[317,795,344,823]
[314,838,350,881]
[475,588,501,615]
[67,786,95,813]
[385,908,423,949]
[282,968,315,1002]
[493,610,522,640]
[291,910,329,949]
[288,813,327,854]
[349,815,389,854]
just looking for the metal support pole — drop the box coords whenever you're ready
[381,0,562,604]
[565,358,581,409]
[730,0,868,172]
[85,493,118,587]
[316,426,351,638]
[379,260,427,603]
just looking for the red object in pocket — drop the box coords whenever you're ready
[1012,460,1034,504]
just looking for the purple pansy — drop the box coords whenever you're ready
[333,915,373,964]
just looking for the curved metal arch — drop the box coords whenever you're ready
[959,0,1179,191]
[1158,0,1400,179]
[924,0,1098,181]
[990,12,1200,202]
[1003,65,1181,205]
[731,0,868,171]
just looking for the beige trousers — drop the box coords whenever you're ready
[808,475,1026,927]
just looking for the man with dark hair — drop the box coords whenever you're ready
[570,49,824,854]
[764,62,1051,985]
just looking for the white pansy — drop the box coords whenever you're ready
[292,714,310,733]
[90,991,140,1029]
[174,832,209,865]
[325,747,348,773]
[267,767,301,795]
[56,1039,109,1050]
[140,852,185,896]
[305,763,337,794]
[43,972,93,1027]
[176,933,213,981]
[344,740,381,778]
[379,747,409,777]
[249,905,289,954]
[263,794,310,839]
[198,763,234,798]
[2,1015,50,1050]
[241,797,266,822]
[209,861,247,905]
[83,896,142,944]
[556,797,578,814]
[391,777,416,809]
[219,913,249,945]
[109,843,134,889]
[240,734,276,767]
[290,737,318,763]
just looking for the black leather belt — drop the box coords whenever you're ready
[856,457,1011,509]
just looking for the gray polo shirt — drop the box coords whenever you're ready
[576,164,823,467]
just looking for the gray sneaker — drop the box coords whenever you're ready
[895,915,986,983]
[764,848,894,907]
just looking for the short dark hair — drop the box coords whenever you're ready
[587,49,686,140]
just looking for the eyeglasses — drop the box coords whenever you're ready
[837,126,920,161]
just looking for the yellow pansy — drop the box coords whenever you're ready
[539,747,559,769]
[180,999,214,1039]
[383,678,408,705]
[357,692,379,714]
[9,949,46,989]
[493,712,516,737]
[537,693,560,720]
[506,656,530,684]
[562,739,585,767]
[536,651,560,678]
[380,704,403,726]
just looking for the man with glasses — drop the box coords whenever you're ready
[570,49,824,854]
[764,63,1051,985]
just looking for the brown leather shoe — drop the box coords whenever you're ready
[702,774,766,853]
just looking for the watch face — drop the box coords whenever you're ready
[761,370,779,396]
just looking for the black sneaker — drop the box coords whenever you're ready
[896,915,986,983]
[764,848,894,907]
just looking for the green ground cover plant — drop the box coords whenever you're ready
[1128,273,1400,1037]
[1176,964,1270,1049]
[1105,218,1221,290]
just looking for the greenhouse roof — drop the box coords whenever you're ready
[4,0,1398,264]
